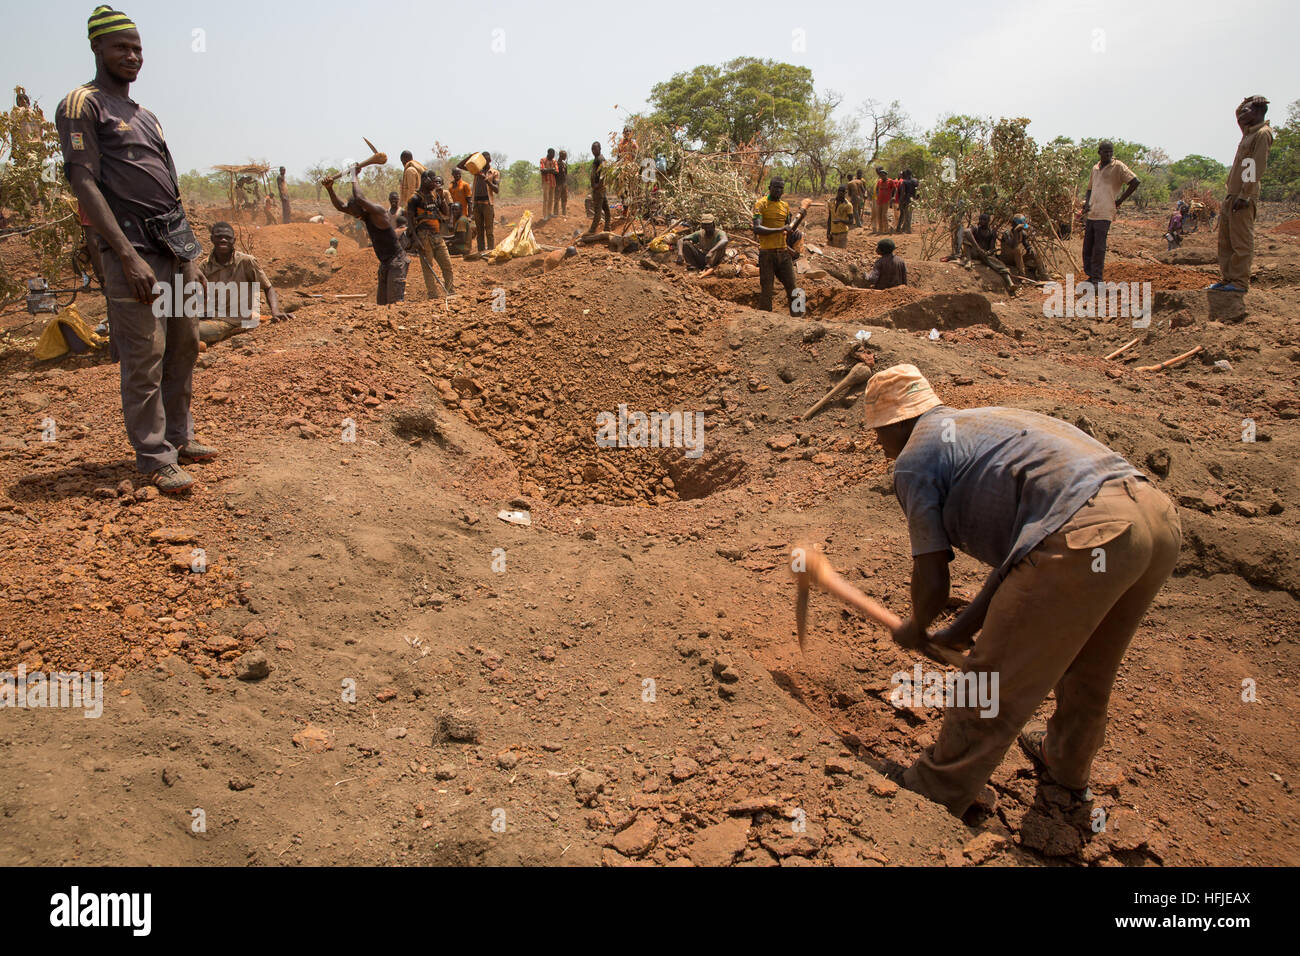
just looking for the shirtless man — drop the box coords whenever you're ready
[322,171,408,304]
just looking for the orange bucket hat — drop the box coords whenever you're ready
[861,364,942,429]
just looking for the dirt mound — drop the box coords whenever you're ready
[1104,260,1215,290]
[880,292,1001,332]
[1273,218,1300,237]
[245,222,362,290]
[697,277,924,320]
[417,252,734,506]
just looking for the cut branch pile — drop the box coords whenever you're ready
[598,117,764,232]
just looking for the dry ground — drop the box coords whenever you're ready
[0,195,1295,866]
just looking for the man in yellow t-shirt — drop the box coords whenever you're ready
[752,178,803,315]
[828,185,853,248]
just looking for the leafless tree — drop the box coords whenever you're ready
[858,98,912,163]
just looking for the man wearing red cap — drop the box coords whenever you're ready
[863,365,1181,817]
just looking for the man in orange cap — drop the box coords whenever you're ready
[863,365,1182,818]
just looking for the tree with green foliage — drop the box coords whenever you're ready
[507,159,535,196]
[927,114,991,160]
[1169,154,1229,185]
[785,91,859,193]
[878,135,935,182]
[1261,99,1300,202]
[858,99,911,162]
[0,88,81,303]
[649,57,814,163]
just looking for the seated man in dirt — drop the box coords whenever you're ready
[322,171,408,305]
[198,221,287,344]
[1165,205,1186,251]
[861,364,1181,819]
[447,202,476,258]
[999,214,1047,280]
[825,238,906,289]
[677,214,729,271]
[955,214,1017,295]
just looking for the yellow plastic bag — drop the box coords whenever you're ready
[647,229,678,253]
[486,210,541,263]
[34,304,107,361]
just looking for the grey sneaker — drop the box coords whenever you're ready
[152,463,194,494]
[178,440,218,463]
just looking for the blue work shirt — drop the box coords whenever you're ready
[892,406,1141,578]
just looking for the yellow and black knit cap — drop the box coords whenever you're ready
[88,5,136,41]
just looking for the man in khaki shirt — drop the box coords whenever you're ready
[1081,141,1139,286]
[399,150,425,208]
[846,169,867,227]
[1211,96,1274,294]
[198,222,287,343]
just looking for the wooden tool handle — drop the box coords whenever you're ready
[803,550,901,630]
[794,548,967,667]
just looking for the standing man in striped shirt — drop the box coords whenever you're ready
[57,5,214,495]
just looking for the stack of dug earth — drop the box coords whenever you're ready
[428,254,733,505]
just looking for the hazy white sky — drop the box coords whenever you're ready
[5,0,1295,178]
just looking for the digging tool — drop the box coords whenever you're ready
[1136,344,1202,372]
[802,362,873,420]
[792,546,967,667]
[320,140,388,186]
[1105,336,1141,361]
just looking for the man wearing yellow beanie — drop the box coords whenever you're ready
[863,364,1181,817]
[56,7,215,494]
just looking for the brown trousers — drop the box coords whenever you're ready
[473,203,495,252]
[102,247,198,473]
[873,201,888,233]
[904,477,1182,815]
[558,181,568,215]
[1217,197,1256,290]
[542,180,556,218]
[415,229,454,295]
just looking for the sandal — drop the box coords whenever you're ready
[1019,729,1092,801]
[1018,728,1050,771]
